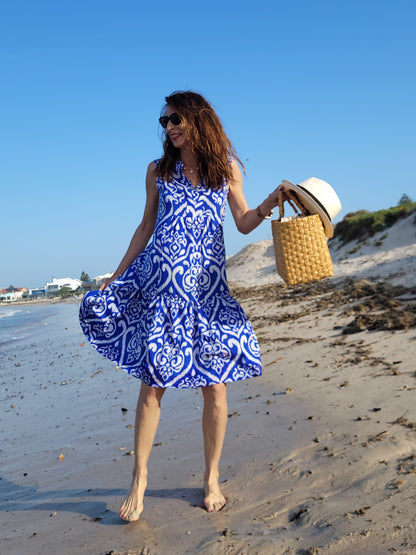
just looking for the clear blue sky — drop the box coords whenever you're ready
[1,0,415,289]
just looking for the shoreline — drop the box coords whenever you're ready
[0,296,82,308]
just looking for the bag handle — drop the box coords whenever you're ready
[278,189,309,219]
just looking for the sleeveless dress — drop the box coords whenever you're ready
[79,160,262,388]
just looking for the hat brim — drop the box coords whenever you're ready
[282,180,334,238]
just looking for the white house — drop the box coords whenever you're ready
[0,288,27,302]
[93,273,113,287]
[45,277,82,296]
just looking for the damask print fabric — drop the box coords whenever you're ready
[79,160,262,388]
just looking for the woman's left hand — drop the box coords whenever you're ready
[262,182,290,212]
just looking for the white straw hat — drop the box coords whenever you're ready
[282,177,342,238]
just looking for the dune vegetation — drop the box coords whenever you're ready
[333,198,416,246]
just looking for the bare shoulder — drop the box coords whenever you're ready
[146,161,158,189]
[229,159,243,192]
[147,161,157,175]
[231,158,241,174]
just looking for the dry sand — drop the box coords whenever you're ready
[1,215,416,555]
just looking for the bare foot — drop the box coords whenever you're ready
[119,474,147,522]
[203,480,227,513]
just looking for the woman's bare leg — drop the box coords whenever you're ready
[201,383,228,512]
[120,382,165,521]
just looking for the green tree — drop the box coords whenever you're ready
[80,271,90,282]
[398,194,412,205]
[56,286,72,297]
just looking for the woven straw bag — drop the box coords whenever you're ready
[271,191,333,285]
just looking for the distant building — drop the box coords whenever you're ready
[28,288,46,298]
[0,287,28,302]
[78,273,114,292]
[45,277,82,297]
[92,273,113,287]
[0,292,17,302]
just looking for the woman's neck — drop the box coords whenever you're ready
[180,148,198,169]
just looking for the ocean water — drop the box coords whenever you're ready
[0,303,61,348]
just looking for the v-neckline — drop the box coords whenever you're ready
[179,161,201,191]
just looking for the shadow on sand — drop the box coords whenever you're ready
[0,475,203,525]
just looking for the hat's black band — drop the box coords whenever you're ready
[296,185,331,221]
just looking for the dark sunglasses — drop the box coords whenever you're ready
[159,113,182,128]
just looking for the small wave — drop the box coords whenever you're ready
[0,308,22,320]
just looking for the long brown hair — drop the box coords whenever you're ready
[156,91,244,189]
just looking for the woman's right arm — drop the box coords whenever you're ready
[99,162,159,290]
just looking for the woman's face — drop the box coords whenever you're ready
[165,105,190,150]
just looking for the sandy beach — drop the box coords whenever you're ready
[1,215,416,555]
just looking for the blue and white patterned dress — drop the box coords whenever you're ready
[79,160,262,388]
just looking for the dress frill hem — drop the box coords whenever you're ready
[79,278,262,389]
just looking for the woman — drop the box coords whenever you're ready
[79,91,283,521]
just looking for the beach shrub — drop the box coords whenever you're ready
[398,193,413,205]
[333,202,416,246]
[56,286,73,298]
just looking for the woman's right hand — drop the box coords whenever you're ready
[99,273,120,291]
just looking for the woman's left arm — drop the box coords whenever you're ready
[228,159,283,235]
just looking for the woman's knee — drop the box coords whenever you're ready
[202,383,227,402]
[139,382,166,407]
